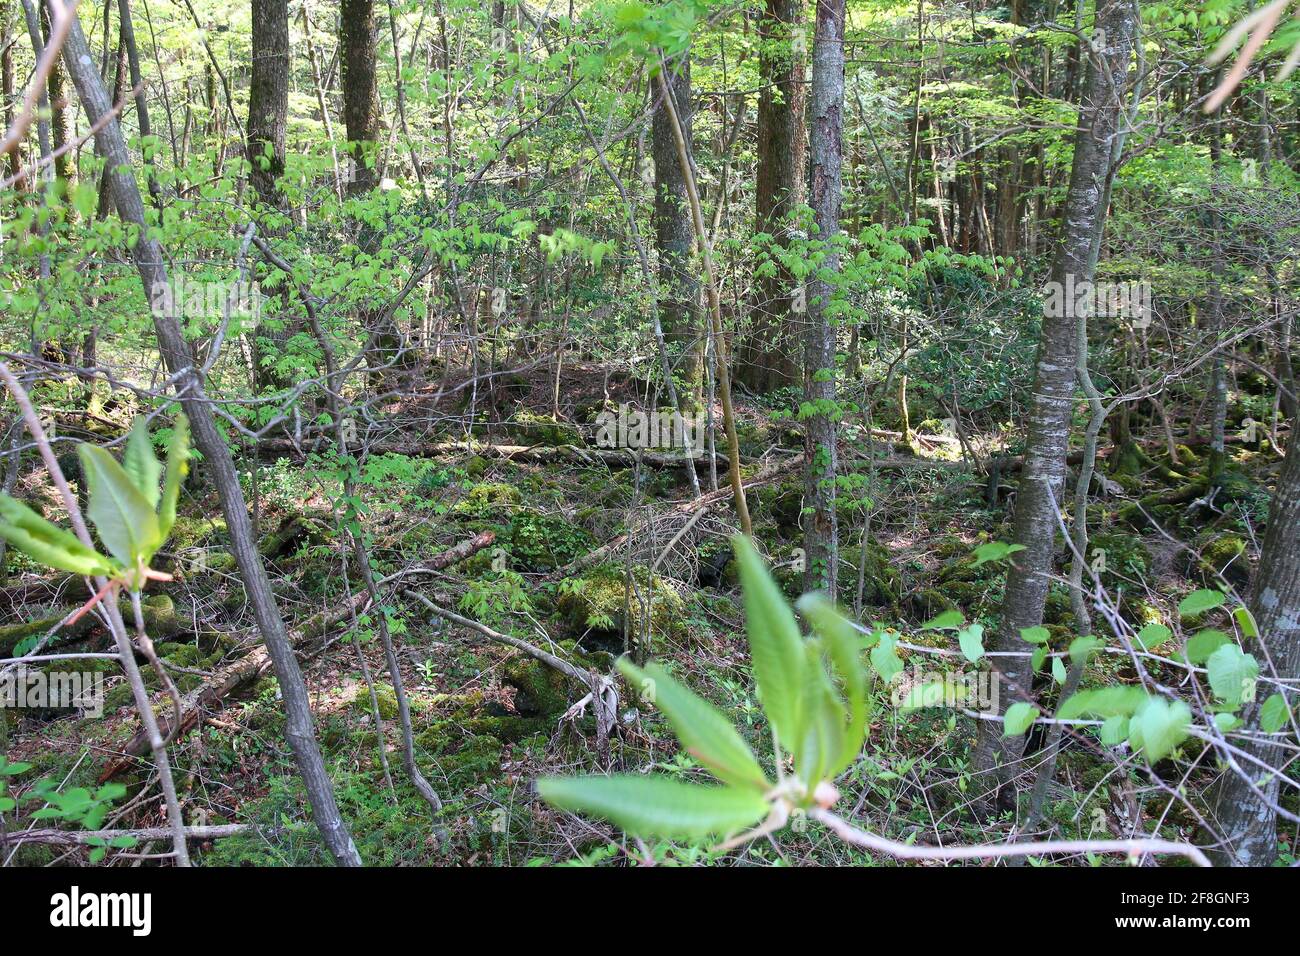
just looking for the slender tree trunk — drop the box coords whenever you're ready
[1207,425,1300,865]
[248,0,288,208]
[56,4,363,866]
[737,0,805,392]
[803,0,844,596]
[653,47,701,409]
[972,0,1139,803]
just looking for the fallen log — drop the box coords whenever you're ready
[0,823,253,850]
[255,437,726,471]
[98,529,498,781]
[0,594,181,657]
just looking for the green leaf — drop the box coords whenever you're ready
[1214,712,1241,733]
[870,629,903,685]
[1259,694,1291,734]
[1051,655,1068,685]
[1186,629,1231,665]
[1206,644,1258,709]
[123,418,162,508]
[0,495,115,577]
[1059,686,1148,720]
[1019,626,1050,645]
[158,414,190,540]
[79,444,162,567]
[1069,635,1103,666]
[957,622,985,663]
[922,609,964,630]
[1099,715,1129,745]
[1128,697,1191,762]
[1031,645,1048,672]
[536,775,771,839]
[733,535,804,749]
[617,659,768,792]
[1135,623,1172,651]
[1003,702,1040,737]
[798,594,870,773]
[970,541,1025,567]
[1178,589,1225,618]
[1232,606,1259,640]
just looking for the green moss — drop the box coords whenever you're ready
[503,510,594,571]
[507,410,583,446]
[504,657,569,717]
[455,481,523,516]
[353,682,400,720]
[557,567,687,643]
[1195,532,1249,587]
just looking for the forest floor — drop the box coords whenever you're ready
[0,364,1290,866]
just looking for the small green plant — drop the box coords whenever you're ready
[538,535,870,846]
[0,414,191,621]
[0,755,31,814]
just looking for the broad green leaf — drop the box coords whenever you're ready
[79,445,162,568]
[1214,712,1242,733]
[1003,702,1040,737]
[1069,635,1103,666]
[733,535,804,748]
[922,609,964,630]
[1232,606,1259,640]
[798,594,869,772]
[536,775,770,839]
[1031,645,1048,672]
[158,414,191,540]
[958,623,985,663]
[1128,697,1191,762]
[123,418,162,508]
[617,659,768,791]
[1178,588,1225,618]
[1019,625,1050,645]
[899,681,962,712]
[1059,686,1148,720]
[793,643,844,787]
[1206,644,1258,709]
[1135,623,1172,651]
[0,495,115,577]
[1051,655,1068,685]
[1099,715,1129,745]
[970,541,1025,567]
[1186,629,1231,665]
[870,629,903,685]
[1260,694,1291,734]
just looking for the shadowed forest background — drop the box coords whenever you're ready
[0,0,1297,868]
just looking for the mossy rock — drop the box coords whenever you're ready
[1192,532,1250,588]
[464,455,489,478]
[756,480,803,532]
[455,481,523,516]
[1090,531,1151,581]
[352,682,400,720]
[838,539,902,610]
[557,567,687,645]
[503,657,570,717]
[506,410,584,447]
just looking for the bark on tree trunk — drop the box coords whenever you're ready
[1207,425,1300,865]
[341,0,379,194]
[653,48,702,409]
[971,0,1138,803]
[737,0,806,392]
[803,0,844,596]
[55,4,363,866]
[248,0,288,208]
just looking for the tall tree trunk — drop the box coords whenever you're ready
[737,0,805,392]
[341,0,379,194]
[55,4,363,866]
[971,0,1139,803]
[803,0,843,596]
[653,48,701,410]
[40,1,75,190]
[248,0,288,208]
[1207,426,1300,865]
